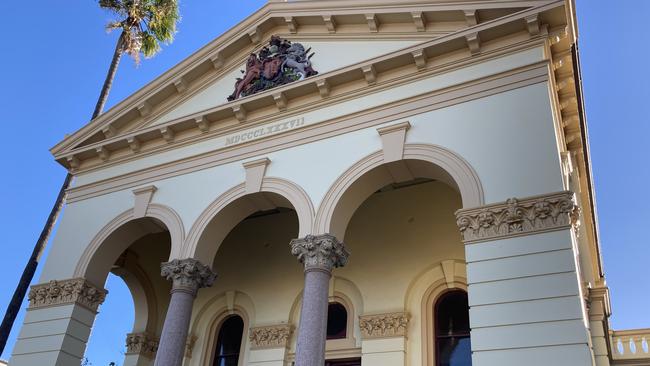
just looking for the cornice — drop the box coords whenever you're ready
[54,2,565,174]
[66,60,549,203]
[455,191,579,243]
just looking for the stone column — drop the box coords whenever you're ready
[290,234,349,366]
[154,259,216,366]
[9,278,107,366]
[456,191,594,365]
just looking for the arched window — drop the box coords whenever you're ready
[435,291,472,366]
[326,302,348,340]
[213,315,244,366]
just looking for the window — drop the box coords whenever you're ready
[213,315,244,366]
[326,302,347,340]
[435,291,472,366]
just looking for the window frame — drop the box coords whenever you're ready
[206,310,249,366]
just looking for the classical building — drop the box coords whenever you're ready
[9,0,649,365]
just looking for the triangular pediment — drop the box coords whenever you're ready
[52,0,569,171]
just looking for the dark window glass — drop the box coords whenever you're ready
[326,302,347,339]
[213,315,244,366]
[436,291,472,366]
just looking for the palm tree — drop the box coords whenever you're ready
[0,0,180,354]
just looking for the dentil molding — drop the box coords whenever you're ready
[248,324,292,349]
[359,312,409,339]
[290,234,349,271]
[27,278,107,312]
[126,332,159,358]
[455,191,580,243]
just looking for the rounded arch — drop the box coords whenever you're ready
[404,260,468,366]
[74,203,185,286]
[111,257,158,334]
[189,291,255,366]
[183,177,314,264]
[315,144,484,239]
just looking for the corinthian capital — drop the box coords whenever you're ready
[290,234,349,271]
[161,258,216,292]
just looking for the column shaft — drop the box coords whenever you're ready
[295,268,331,366]
[154,289,194,366]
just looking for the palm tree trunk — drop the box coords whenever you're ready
[93,31,125,119]
[0,31,126,355]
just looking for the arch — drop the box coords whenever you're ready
[183,177,314,264]
[189,291,255,366]
[404,260,468,366]
[74,203,184,286]
[315,143,484,239]
[111,256,158,334]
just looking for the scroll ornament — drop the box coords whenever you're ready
[27,278,107,312]
[455,191,580,242]
[249,325,292,349]
[126,333,159,358]
[290,234,349,271]
[359,312,409,339]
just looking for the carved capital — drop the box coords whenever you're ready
[455,191,580,243]
[290,234,349,271]
[249,324,292,349]
[27,278,107,312]
[161,259,216,292]
[126,332,159,358]
[359,312,409,339]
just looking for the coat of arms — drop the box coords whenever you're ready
[227,36,318,101]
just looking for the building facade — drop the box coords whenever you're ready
[9,1,649,365]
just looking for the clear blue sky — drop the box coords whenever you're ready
[0,0,647,363]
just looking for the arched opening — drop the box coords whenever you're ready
[327,302,348,340]
[192,189,305,364]
[213,315,245,366]
[81,215,175,365]
[435,290,471,366]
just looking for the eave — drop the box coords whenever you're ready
[54,1,567,174]
[51,0,558,158]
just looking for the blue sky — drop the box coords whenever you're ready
[0,0,647,363]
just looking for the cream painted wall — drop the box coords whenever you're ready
[186,180,463,364]
[153,39,421,125]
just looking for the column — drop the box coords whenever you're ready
[359,312,409,366]
[9,278,107,366]
[456,191,594,366]
[154,259,216,366]
[290,234,349,366]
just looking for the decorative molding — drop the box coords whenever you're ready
[359,312,409,339]
[290,234,349,272]
[126,332,159,358]
[249,324,292,349]
[185,334,197,358]
[455,191,580,243]
[132,185,157,218]
[27,278,107,312]
[160,258,216,293]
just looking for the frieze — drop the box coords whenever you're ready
[249,324,292,349]
[290,234,349,271]
[359,312,409,339]
[126,332,159,358]
[27,278,107,312]
[455,191,580,243]
[228,35,318,101]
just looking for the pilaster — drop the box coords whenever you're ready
[248,324,293,366]
[359,312,409,366]
[456,191,594,366]
[9,278,107,366]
